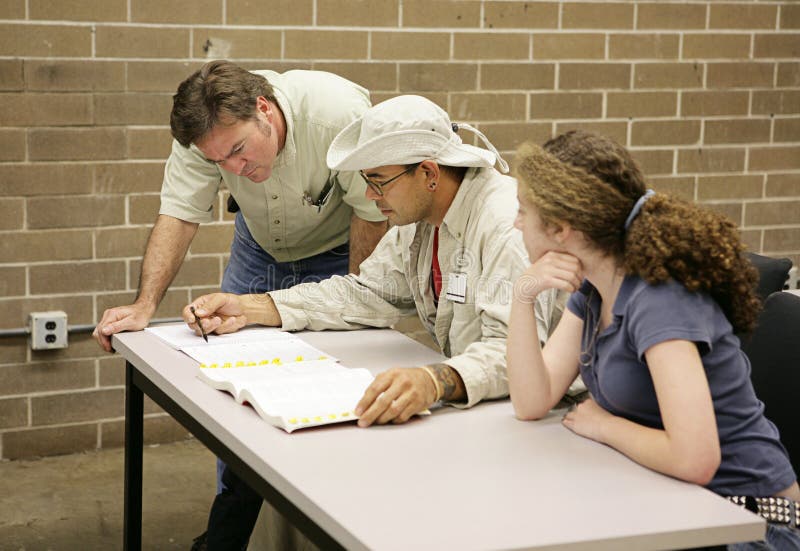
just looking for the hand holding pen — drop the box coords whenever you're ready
[183,294,253,337]
[190,305,209,342]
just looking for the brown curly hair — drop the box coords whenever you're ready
[171,60,277,147]
[515,130,761,334]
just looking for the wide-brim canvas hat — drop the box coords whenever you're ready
[327,95,508,173]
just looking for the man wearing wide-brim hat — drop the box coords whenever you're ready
[185,94,567,549]
[187,94,565,424]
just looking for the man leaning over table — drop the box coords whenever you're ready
[185,95,567,550]
[93,60,387,350]
[90,60,388,551]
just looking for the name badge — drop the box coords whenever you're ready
[445,272,467,303]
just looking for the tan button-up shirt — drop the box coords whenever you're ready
[159,69,385,262]
[269,167,566,407]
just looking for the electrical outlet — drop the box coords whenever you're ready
[29,311,69,350]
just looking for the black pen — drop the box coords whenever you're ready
[190,306,209,343]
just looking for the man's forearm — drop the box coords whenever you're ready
[348,214,388,274]
[136,214,199,310]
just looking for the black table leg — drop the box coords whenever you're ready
[120,358,344,550]
[124,360,144,551]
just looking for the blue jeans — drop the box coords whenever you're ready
[221,211,349,295]
[728,524,800,550]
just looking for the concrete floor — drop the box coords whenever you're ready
[0,439,216,551]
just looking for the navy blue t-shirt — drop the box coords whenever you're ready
[566,275,796,496]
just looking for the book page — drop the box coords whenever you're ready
[145,323,293,351]
[198,360,345,403]
[184,339,335,368]
[241,368,375,432]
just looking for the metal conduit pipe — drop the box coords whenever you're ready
[0,318,184,339]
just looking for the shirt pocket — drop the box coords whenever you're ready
[303,176,341,215]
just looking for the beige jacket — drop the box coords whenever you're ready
[270,167,565,408]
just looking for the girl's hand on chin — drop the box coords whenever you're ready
[514,251,583,302]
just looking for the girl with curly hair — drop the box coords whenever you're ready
[507,130,799,550]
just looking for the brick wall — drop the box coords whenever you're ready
[1,0,798,460]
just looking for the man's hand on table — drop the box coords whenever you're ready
[355,367,439,427]
[93,301,156,352]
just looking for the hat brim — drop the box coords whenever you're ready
[327,118,496,171]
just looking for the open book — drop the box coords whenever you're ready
[199,360,374,432]
[146,324,373,432]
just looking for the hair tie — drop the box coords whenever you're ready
[624,189,655,231]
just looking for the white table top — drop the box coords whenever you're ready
[115,326,764,551]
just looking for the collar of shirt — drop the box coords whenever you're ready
[271,83,297,169]
[440,167,486,242]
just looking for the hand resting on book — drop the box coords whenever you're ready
[355,367,437,427]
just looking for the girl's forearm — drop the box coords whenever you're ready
[599,415,720,486]
[507,296,555,419]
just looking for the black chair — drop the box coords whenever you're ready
[741,291,800,475]
[745,252,793,302]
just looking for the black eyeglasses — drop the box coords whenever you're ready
[359,163,420,196]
